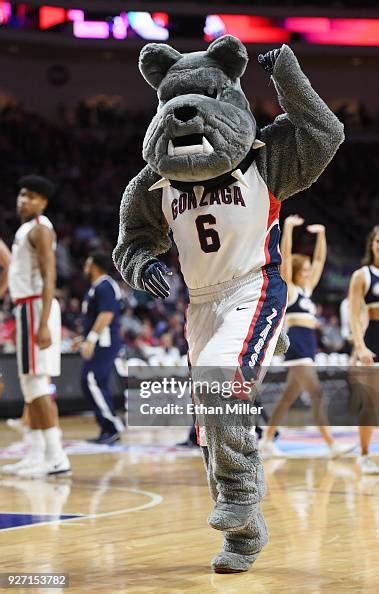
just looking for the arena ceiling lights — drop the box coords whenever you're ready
[205,14,379,46]
[1,3,379,47]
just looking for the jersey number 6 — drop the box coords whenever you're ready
[195,214,221,253]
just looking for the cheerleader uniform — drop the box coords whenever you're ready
[363,265,379,361]
[285,286,317,365]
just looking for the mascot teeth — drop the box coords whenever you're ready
[167,136,214,157]
[168,140,175,157]
[202,137,214,155]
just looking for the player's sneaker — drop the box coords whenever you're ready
[46,453,72,477]
[176,438,199,448]
[6,419,29,436]
[86,431,121,445]
[0,455,43,476]
[17,454,71,478]
[259,439,283,459]
[357,455,379,475]
[327,442,356,459]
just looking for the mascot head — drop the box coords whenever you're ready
[139,35,259,183]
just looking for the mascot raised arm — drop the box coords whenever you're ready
[113,36,344,574]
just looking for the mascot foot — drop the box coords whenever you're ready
[208,502,253,532]
[211,504,268,573]
[211,551,257,574]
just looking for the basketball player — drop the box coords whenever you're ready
[0,238,11,297]
[260,215,354,458]
[1,175,70,477]
[75,251,124,444]
[348,225,379,474]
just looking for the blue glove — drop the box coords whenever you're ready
[141,261,172,299]
[258,49,281,75]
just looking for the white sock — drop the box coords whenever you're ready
[29,430,45,459]
[43,427,64,461]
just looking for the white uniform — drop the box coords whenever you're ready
[162,162,282,290]
[163,163,287,448]
[9,215,61,378]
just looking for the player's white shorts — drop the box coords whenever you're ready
[15,296,61,377]
[186,265,287,384]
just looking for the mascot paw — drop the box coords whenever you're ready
[258,48,281,75]
[211,551,257,574]
[208,502,253,532]
[141,260,172,299]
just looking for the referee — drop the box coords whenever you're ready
[80,251,124,444]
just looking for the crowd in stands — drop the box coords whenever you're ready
[0,93,378,359]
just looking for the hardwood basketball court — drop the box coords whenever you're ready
[0,417,378,594]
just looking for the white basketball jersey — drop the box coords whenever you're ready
[161,161,282,290]
[9,215,55,300]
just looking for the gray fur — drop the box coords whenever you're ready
[114,39,343,287]
[207,35,249,80]
[144,63,255,181]
[208,502,254,532]
[113,166,171,290]
[256,44,345,201]
[202,441,268,573]
[197,392,266,507]
[212,506,268,573]
[113,36,344,574]
[212,552,257,573]
[139,43,182,89]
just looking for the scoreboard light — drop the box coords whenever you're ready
[205,13,379,47]
[40,6,66,30]
[128,12,168,41]
[0,1,11,25]
[205,14,289,43]
[73,20,109,39]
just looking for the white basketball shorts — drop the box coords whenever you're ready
[186,265,287,385]
[15,296,61,377]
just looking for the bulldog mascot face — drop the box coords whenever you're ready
[113,35,344,574]
[140,36,259,182]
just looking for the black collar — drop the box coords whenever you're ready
[168,147,256,194]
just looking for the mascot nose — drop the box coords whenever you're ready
[174,106,198,122]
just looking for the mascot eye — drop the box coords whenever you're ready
[189,88,218,99]
[205,88,218,99]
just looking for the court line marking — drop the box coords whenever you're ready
[268,486,379,498]
[0,487,163,533]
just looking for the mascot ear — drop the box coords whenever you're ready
[207,35,248,80]
[139,43,182,89]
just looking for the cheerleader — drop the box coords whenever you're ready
[261,215,354,459]
[348,225,379,474]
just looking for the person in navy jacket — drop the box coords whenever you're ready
[79,251,124,444]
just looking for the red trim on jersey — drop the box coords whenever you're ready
[28,300,36,374]
[238,268,269,367]
[15,294,42,305]
[264,191,281,265]
[195,423,201,446]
